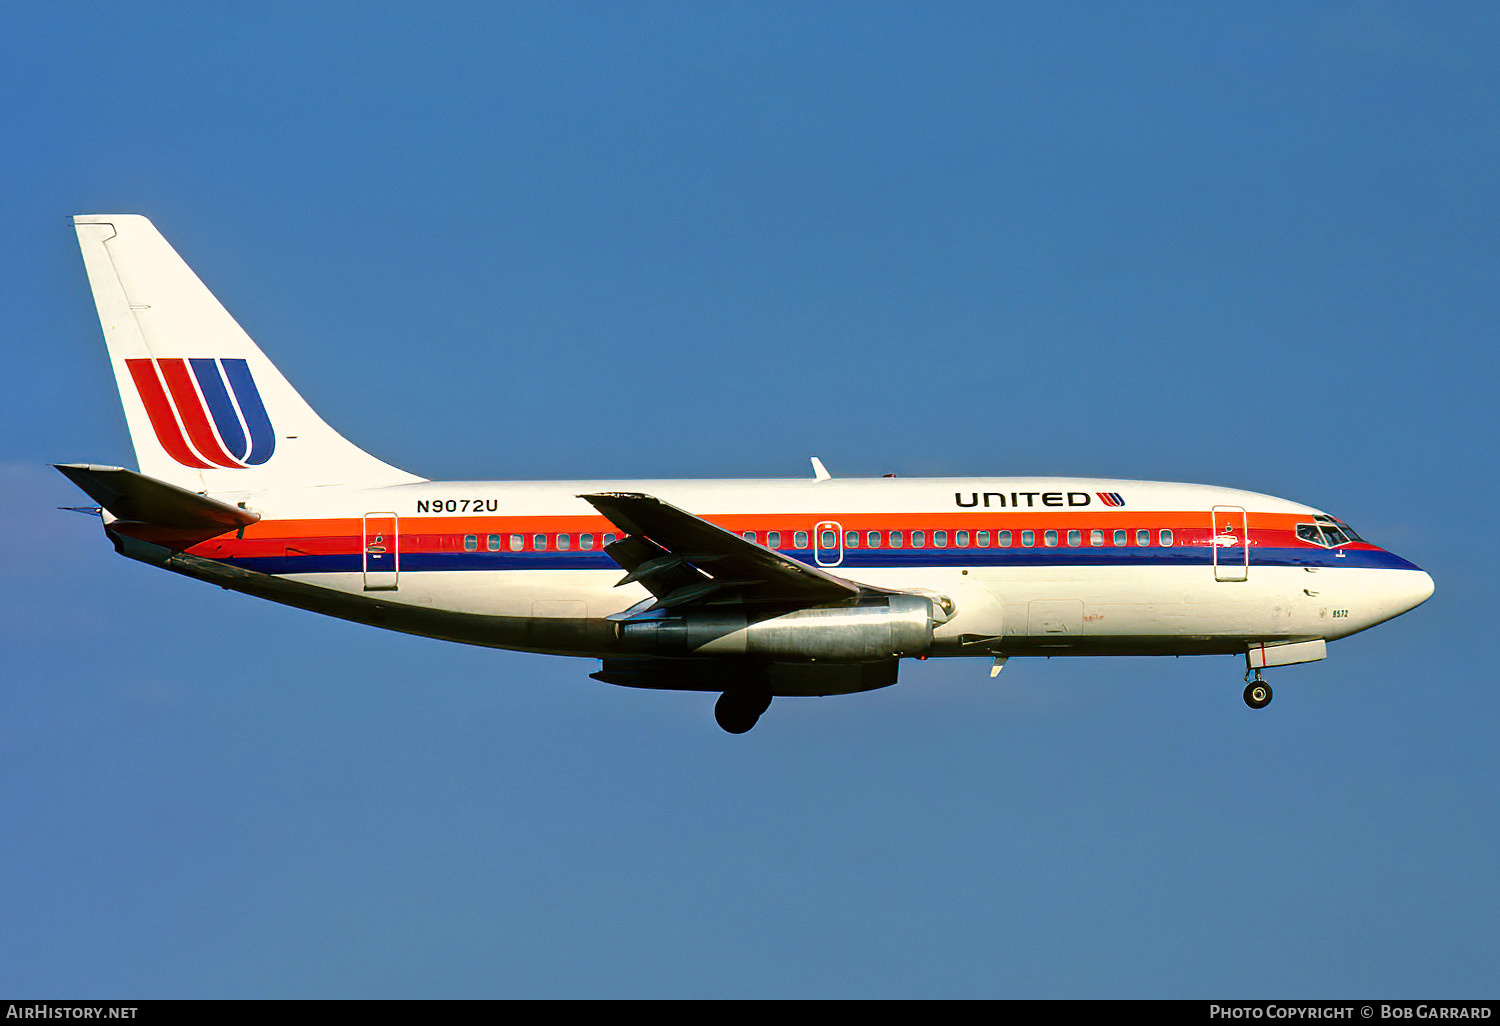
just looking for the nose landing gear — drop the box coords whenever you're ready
[1243,669,1273,709]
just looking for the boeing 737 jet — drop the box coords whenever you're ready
[58,215,1434,732]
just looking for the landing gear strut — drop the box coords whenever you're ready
[1243,669,1273,710]
[715,686,772,734]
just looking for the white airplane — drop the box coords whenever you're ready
[58,215,1435,732]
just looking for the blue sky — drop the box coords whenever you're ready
[2,2,1496,998]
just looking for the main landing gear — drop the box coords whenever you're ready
[715,686,773,734]
[1243,669,1273,710]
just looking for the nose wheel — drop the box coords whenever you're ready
[1243,670,1273,709]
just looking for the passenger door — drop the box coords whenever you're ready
[1211,506,1249,582]
[363,512,400,591]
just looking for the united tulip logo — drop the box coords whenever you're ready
[126,357,275,469]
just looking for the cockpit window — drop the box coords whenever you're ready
[1320,524,1350,547]
[1318,514,1364,544]
[1330,517,1363,543]
[1299,516,1364,548]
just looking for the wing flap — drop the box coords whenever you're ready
[601,533,711,601]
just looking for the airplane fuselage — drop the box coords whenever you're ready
[107,475,1432,678]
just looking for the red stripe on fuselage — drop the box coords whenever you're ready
[181,511,1368,560]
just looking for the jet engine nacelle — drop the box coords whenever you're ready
[618,594,937,661]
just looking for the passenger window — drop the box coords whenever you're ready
[464,534,478,552]
[557,534,571,551]
[866,531,881,548]
[768,531,781,548]
[603,533,617,547]
[1067,529,1081,547]
[845,531,859,548]
[934,530,948,548]
[912,530,926,548]
[820,530,836,549]
[533,534,547,551]
[1159,529,1173,547]
[1136,529,1150,547]
[742,531,756,543]
[509,534,524,551]
[1090,529,1103,547]
[890,531,904,548]
[580,534,595,550]
[956,530,969,547]
[976,531,989,547]
[998,530,1011,547]
[1114,529,1127,547]
[487,534,501,552]
[1043,529,1058,547]
[1021,530,1034,548]
[795,531,808,549]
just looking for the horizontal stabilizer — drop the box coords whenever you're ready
[54,464,260,531]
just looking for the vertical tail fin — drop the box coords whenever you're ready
[73,215,422,492]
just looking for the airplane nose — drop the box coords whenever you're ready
[1406,569,1436,610]
[1384,564,1435,619]
[1354,560,1434,633]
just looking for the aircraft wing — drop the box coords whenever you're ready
[579,491,864,609]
